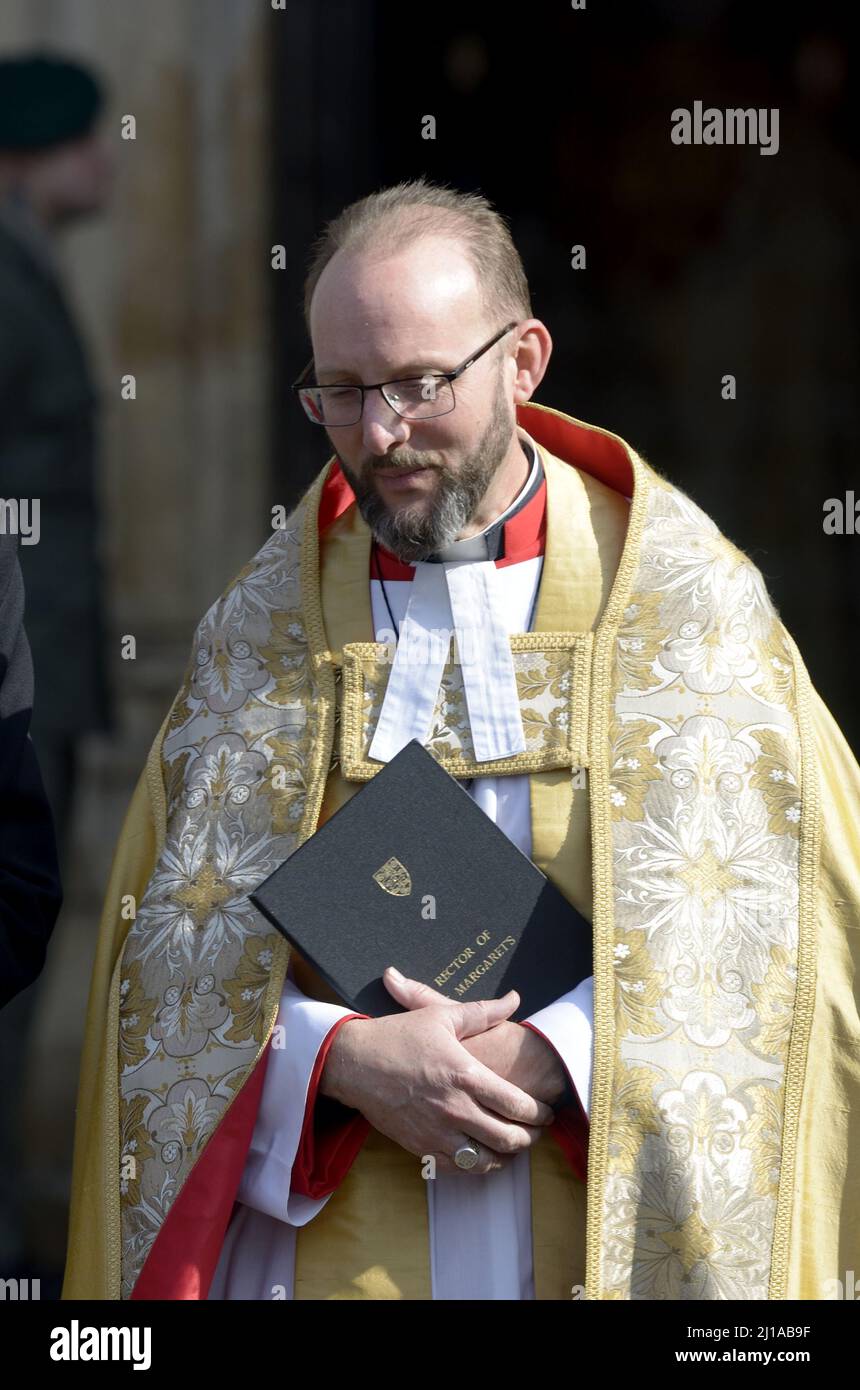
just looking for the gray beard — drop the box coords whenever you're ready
[338,374,514,564]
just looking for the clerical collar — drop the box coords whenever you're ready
[372,434,546,577]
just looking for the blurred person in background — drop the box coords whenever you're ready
[0,51,114,1288]
[0,532,63,1014]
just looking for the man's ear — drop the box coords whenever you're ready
[512,319,552,405]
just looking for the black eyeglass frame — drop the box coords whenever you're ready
[291,320,519,425]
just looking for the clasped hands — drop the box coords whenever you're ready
[319,965,569,1177]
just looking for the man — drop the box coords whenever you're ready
[64,178,860,1301]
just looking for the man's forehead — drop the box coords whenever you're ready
[311,307,488,379]
[313,238,481,330]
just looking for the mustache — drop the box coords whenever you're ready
[367,459,439,475]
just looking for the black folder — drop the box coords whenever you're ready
[250,739,592,1020]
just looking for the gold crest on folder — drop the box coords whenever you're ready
[373,856,412,896]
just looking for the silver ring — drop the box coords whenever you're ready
[453,1140,481,1170]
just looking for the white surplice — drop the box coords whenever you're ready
[209,437,594,1300]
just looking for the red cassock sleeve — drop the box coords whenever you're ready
[292,1016,590,1197]
[290,1014,372,1198]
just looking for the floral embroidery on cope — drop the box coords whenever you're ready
[600,481,804,1300]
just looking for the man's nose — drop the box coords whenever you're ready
[361,390,411,454]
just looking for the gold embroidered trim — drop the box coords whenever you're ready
[336,632,593,780]
[767,626,821,1298]
[584,450,653,1301]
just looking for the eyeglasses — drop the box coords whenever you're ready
[292,321,518,427]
